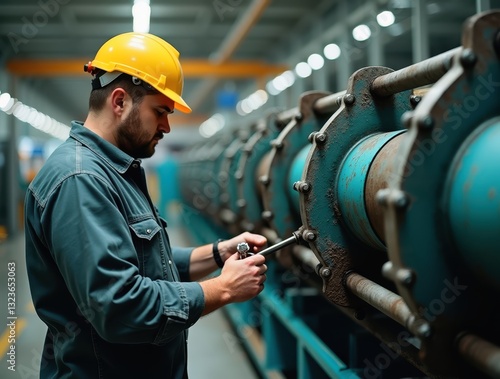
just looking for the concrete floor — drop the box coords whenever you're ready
[0,229,259,379]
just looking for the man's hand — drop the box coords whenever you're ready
[218,232,268,262]
[200,248,267,315]
[217,253,267,303]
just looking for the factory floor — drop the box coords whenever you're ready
[0,228,259,379]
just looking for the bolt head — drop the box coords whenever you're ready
[344,93,356,106]
[320,267,331,277]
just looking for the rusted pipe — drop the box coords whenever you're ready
[313,90,347,115]
[371,47,461,96]
[457,332,500,378]
[345,272,414,329]
[275,107,299,127]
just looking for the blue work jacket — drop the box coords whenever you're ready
[24,121,205,378]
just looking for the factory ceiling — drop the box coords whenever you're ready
[0,0,496,134]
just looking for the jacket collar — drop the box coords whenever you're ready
[69,121,140,174]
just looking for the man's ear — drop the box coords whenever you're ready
[110,88,128,116]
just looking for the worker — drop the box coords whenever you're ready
[24,32,268,379]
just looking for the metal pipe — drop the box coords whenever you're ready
[345,272,414,329]
[370,47,461,97]
[275,106,299,128]
[313,90,346,115]
[457,332,500,378]
[258,233,300,257]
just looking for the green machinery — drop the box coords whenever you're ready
[174,11,500,379]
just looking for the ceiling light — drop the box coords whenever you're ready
[352,24,371,41]
[295,62,312,78]
[0,92,13,111]
[377,11,395,27]
[323,43,341,60]
[307,54,324,70]
[199,113,225,138]
[133,0,151,33]
[266,81,281,96]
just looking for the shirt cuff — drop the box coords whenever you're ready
[172,246,195,281]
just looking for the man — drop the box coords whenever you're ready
[24,32,268,378]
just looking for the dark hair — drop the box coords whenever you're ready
[88,73,158,112]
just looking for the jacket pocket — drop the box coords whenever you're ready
[129,218,161,240]
[129,217,162,276]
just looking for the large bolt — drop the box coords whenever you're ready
[319,267,331,277]
[314,133,327,144]
[293,181,311,193]
[302,229,316,241]
[344,93,356,106]
[460,48,477,68]
[259,175,270,186]
[271,139,284,150]
[410,95,421,107]
[376,188,390,206]
[392,190,409,209]
[262,210,274,221]
[415,321,432,339]
[396,268,414,286]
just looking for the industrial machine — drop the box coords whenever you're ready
[174,10,500,379]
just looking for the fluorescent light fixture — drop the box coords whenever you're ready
[307,53,324,70]
[133,0,151,33]
[295,62,312,78]
[324,43,341,60]
[377,11,395,27]
[199,113,225,137]
[352,24,371,41]
[0,90,69,140]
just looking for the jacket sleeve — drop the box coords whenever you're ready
[171,246,195,281]
[40,173,204,345]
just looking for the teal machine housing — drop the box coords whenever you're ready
[171,11,500,379]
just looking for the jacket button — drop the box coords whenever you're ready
[146,229,152,234]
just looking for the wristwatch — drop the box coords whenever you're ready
[212,239,225,268]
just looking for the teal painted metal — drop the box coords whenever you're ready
[288,145,310,215]
[263,92,331,239]
[337,131,404,251]
[222,137,246,214]
[259,289,359,379]
[388,14,500,321]
[238,120,280,230]
[300,66,411,308]
[446,117,500,290]
[264,117,320,238]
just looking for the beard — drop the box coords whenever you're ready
[116,105,159,158]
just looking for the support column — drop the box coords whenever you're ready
[412,0,429,63]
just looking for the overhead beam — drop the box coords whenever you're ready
[6,59,288,78]
[187,0,272,111]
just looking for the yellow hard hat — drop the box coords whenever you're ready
[85,32,191,113]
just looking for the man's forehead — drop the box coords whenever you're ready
[148,93,175,109]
